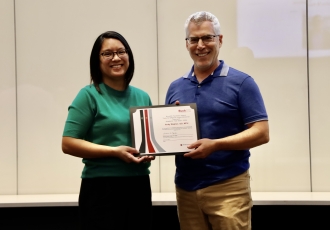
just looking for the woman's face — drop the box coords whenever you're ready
[99,38,129,86]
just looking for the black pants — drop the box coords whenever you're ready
[79,175,152,230]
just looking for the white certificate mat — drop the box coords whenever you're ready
[130,104,200,156]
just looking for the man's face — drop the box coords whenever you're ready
[186,21,222,73]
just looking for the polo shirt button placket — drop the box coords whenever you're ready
[195,84,201,97]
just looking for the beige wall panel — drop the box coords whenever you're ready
[15,0,159,194]
[158,0,310,192]
[309,0,330,191]
[0,0,17,194]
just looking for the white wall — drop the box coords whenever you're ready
[0,0,329,195]
[0,0,17,194]
[309,0,330,191]
[158,0,311,192]
[14,0,159,194]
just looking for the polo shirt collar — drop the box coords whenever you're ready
[183,60,229,80]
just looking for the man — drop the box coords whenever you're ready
[165,11,269,230]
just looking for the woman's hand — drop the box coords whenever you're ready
[139,155,156,163]
[113,146,155,163]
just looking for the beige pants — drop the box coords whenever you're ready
[176,171,252,230]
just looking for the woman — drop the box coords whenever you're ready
[62,31,154,229]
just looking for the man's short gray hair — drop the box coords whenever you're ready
[184,11,221,37]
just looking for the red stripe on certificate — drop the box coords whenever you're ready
[144,109,155,153]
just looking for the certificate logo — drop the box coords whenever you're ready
[178,109,190,112]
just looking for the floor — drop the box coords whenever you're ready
[0,205,327,230]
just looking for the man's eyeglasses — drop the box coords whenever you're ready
[185,35,219,45]
[100,49,127,60]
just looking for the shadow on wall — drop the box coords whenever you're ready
[227,46,255,73]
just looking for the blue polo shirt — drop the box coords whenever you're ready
[165,60,268,191]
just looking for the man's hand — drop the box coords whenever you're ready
[184,138,217,159]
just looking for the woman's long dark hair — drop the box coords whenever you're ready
[90,31,135,93]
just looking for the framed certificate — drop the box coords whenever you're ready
[130,103,200,156]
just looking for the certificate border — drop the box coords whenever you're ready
[129,103,200,156]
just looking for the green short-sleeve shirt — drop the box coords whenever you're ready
[63,83,152,178]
